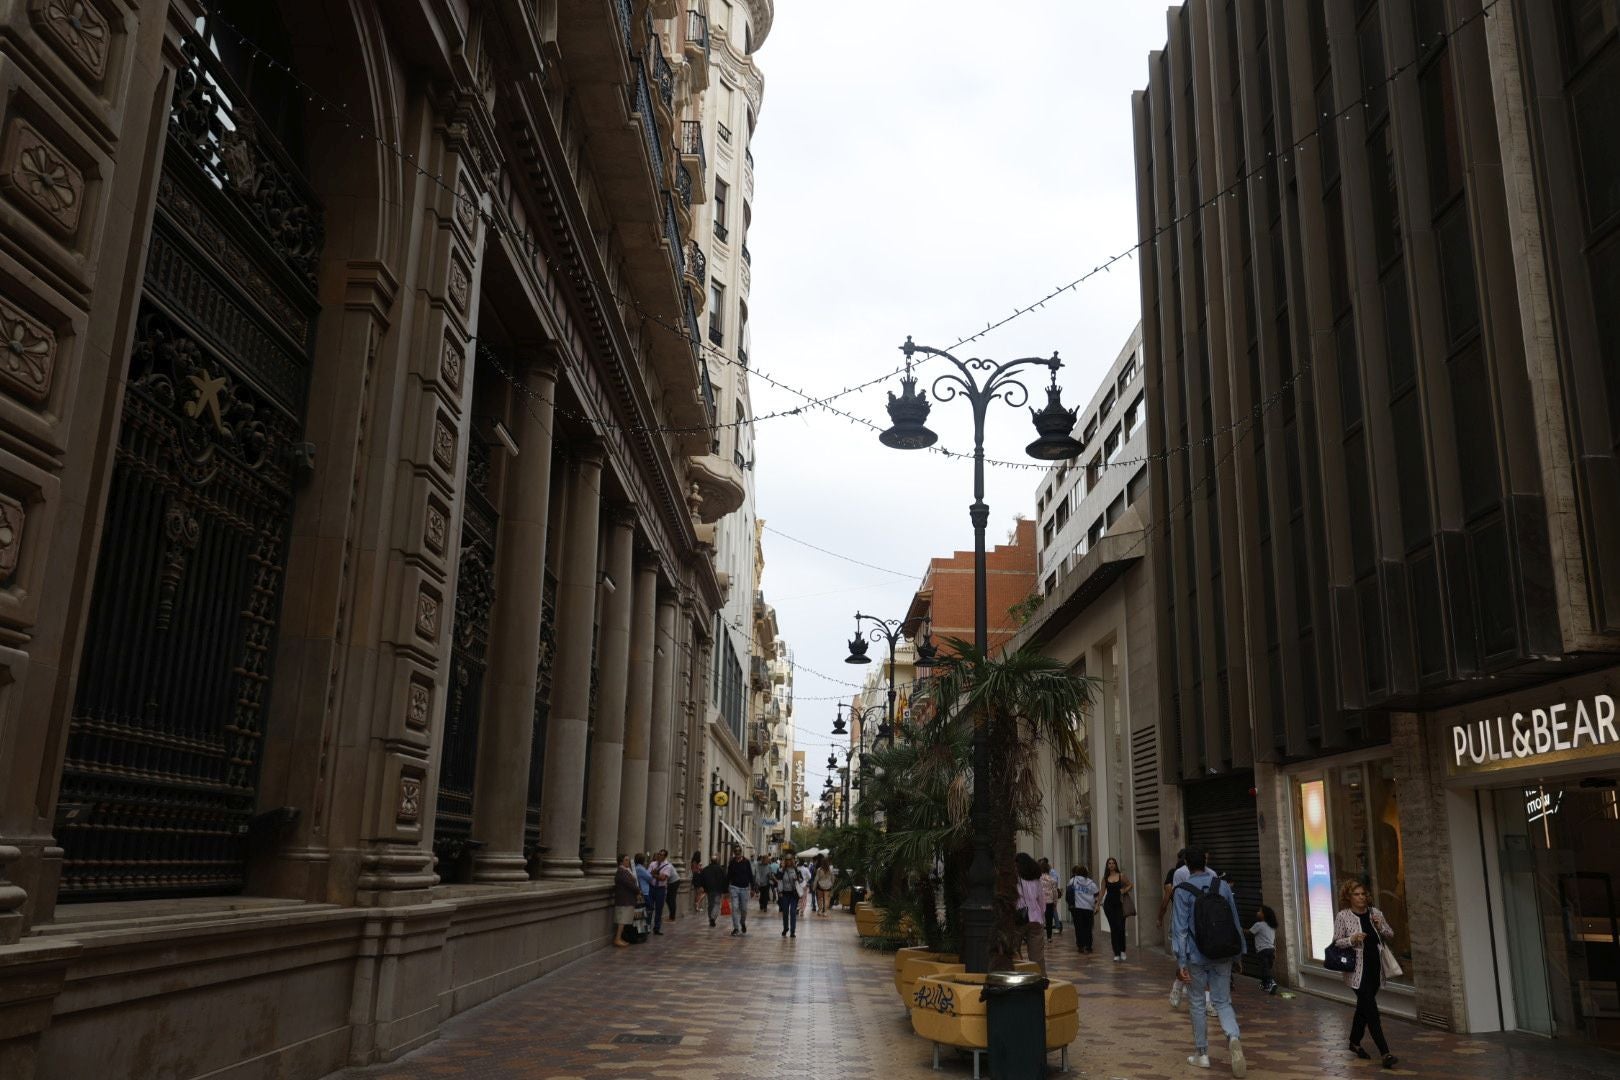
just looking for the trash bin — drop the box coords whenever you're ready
[981,971,1048,1079]
[850,885,867,907]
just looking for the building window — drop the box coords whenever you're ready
[714,179,730,242]
[1105,493,1125,528]
[1044,572,1057,596]
[1104,423,1123,465]
[1124,393,1145,440]
[1042,518,1055,548]
[1086,452,1102,491]
[1118,354,1138,391]
[709,281,725,346]
[1126,465,1147,506]
[1294,761,1413,985]
[1099,388,1116,418]
[1055,495,1070,529]
[1088,515,1104,548]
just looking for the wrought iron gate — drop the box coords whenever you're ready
[58,33,323,900]
[433,439,496,876]
[524,571,558,866]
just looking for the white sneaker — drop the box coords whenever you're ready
[1187,1053,1211,1069]
[1229,1037,1246,1078]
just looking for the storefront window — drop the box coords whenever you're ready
[1295,759,1414,983]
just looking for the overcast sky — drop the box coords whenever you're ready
[745,2,1172,803]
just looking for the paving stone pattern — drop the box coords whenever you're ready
[331,907,1620,1080]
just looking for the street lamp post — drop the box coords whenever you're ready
[832,700,889,823]
[877,334,1085,974]
[845,612,907,736]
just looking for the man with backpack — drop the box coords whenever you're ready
[1172,849,1247,1077]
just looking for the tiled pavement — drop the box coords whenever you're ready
[332,904,1620,1080]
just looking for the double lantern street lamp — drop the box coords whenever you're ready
[877,335,1087,975]
[830,700,891,826]
[843,611,939,743]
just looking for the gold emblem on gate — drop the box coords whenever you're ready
[184,367,229,433]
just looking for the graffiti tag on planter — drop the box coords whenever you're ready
[913,983,957,1015]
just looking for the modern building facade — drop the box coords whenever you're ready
[0,1,769,1077]
[1135,0,1620,1047]
[1012,325,1174,952]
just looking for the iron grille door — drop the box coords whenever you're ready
[524,570,558,865]
[58,36,322,900]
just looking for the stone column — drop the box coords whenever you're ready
[469,355,557,881]
[642,595,679,850]
[583,508,636,874]
[538,446,604,878]
[618,564,660,857]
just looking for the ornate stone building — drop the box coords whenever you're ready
[0,1,761,1076]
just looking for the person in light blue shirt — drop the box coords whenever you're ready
[1172,849,1247,1076]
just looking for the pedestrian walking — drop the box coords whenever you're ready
[690,850,705,913]
[664,855,681,922]
[698,853,728,926]
[647,850,674,935]
[1015,852,1048,976]
[727,848,754,935]
[1249,906,1278,994]
[1172,850,1222,1017]
[1067,864,1098,952]
[612,854,639,948]
[1100,856,1135,961]
[776,854,808,937]
[813,857,834,916]
[1172,849,1246,1076]
[1039,857,1062,939]
[1160,850,1188,1005]
[1334,880,1399,1070]
[633,852,653,915]
[756,854,773,914]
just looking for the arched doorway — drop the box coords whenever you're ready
[57,1,324,900]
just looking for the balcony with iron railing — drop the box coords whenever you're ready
[712,219,729,243]
[654,46,674,116]
[676,162,692,212]
[708,316,723,347]
[737,346,748,367]
[684,10,710,87]
[685,239,706,286]
[679,120,707,203]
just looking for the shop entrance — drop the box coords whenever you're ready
[1494,777,1620,1049]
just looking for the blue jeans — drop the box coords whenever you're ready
[780,893,799,934]
[1187,961,1240,1054]
[729,885,749,930]
[648,885,667,931]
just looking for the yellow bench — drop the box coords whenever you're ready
[908,972,1078,1078]
[893,950,1041,1008]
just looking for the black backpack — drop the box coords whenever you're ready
[1176,878,1243,960]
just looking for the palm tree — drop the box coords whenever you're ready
[915,638,1096,968]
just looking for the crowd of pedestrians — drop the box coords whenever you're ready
[1004,845,1403,1077]
[615,846,838,945]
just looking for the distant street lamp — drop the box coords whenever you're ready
[877,334,1085,975]
[844,611,910,738]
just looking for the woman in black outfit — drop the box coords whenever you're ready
[1099,856,1134,961]
[1333,879,1399,1069]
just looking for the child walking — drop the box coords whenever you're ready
[1250,905,1279,994]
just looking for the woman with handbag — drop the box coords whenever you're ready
[1100,856,1135,961]
[1331,879,1399,1070]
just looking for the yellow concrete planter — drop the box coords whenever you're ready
[895,956,1039,1006]
[853,903,915,940]
[908,972,1080,1055]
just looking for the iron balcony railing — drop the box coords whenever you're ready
[630,61,663,181]
[741,242,750,265]
[737,345,748,367]
[664,196,684,277]
[654,48,674,112]
[618,0,634,52]
[676,163,692,209]
[745,147,754,170]
[687,10,709,54]
[717,120,732,144]
[680,120,706,177]
[708,316,723,347]
[686,239,706,283]
[699,356,716,423]
[713,219,728,243]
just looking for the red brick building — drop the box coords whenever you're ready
[901,518,1038,658]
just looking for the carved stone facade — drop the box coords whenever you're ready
[0,2,736,1078]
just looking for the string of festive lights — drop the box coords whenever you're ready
[209,0,1495,470]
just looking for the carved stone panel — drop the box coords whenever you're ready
[0,494,23,582]
[447,254,470,314]
[0,118,84,234]
[423,496,449,556]
[440,333,463,395]
[396,773,423,825]
[431,412,456,473]
[406,677,431,732]
[415,586,440,641]
[0,295,56,404]
[30,0,113,82]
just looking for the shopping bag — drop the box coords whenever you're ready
[721,894,731,916]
